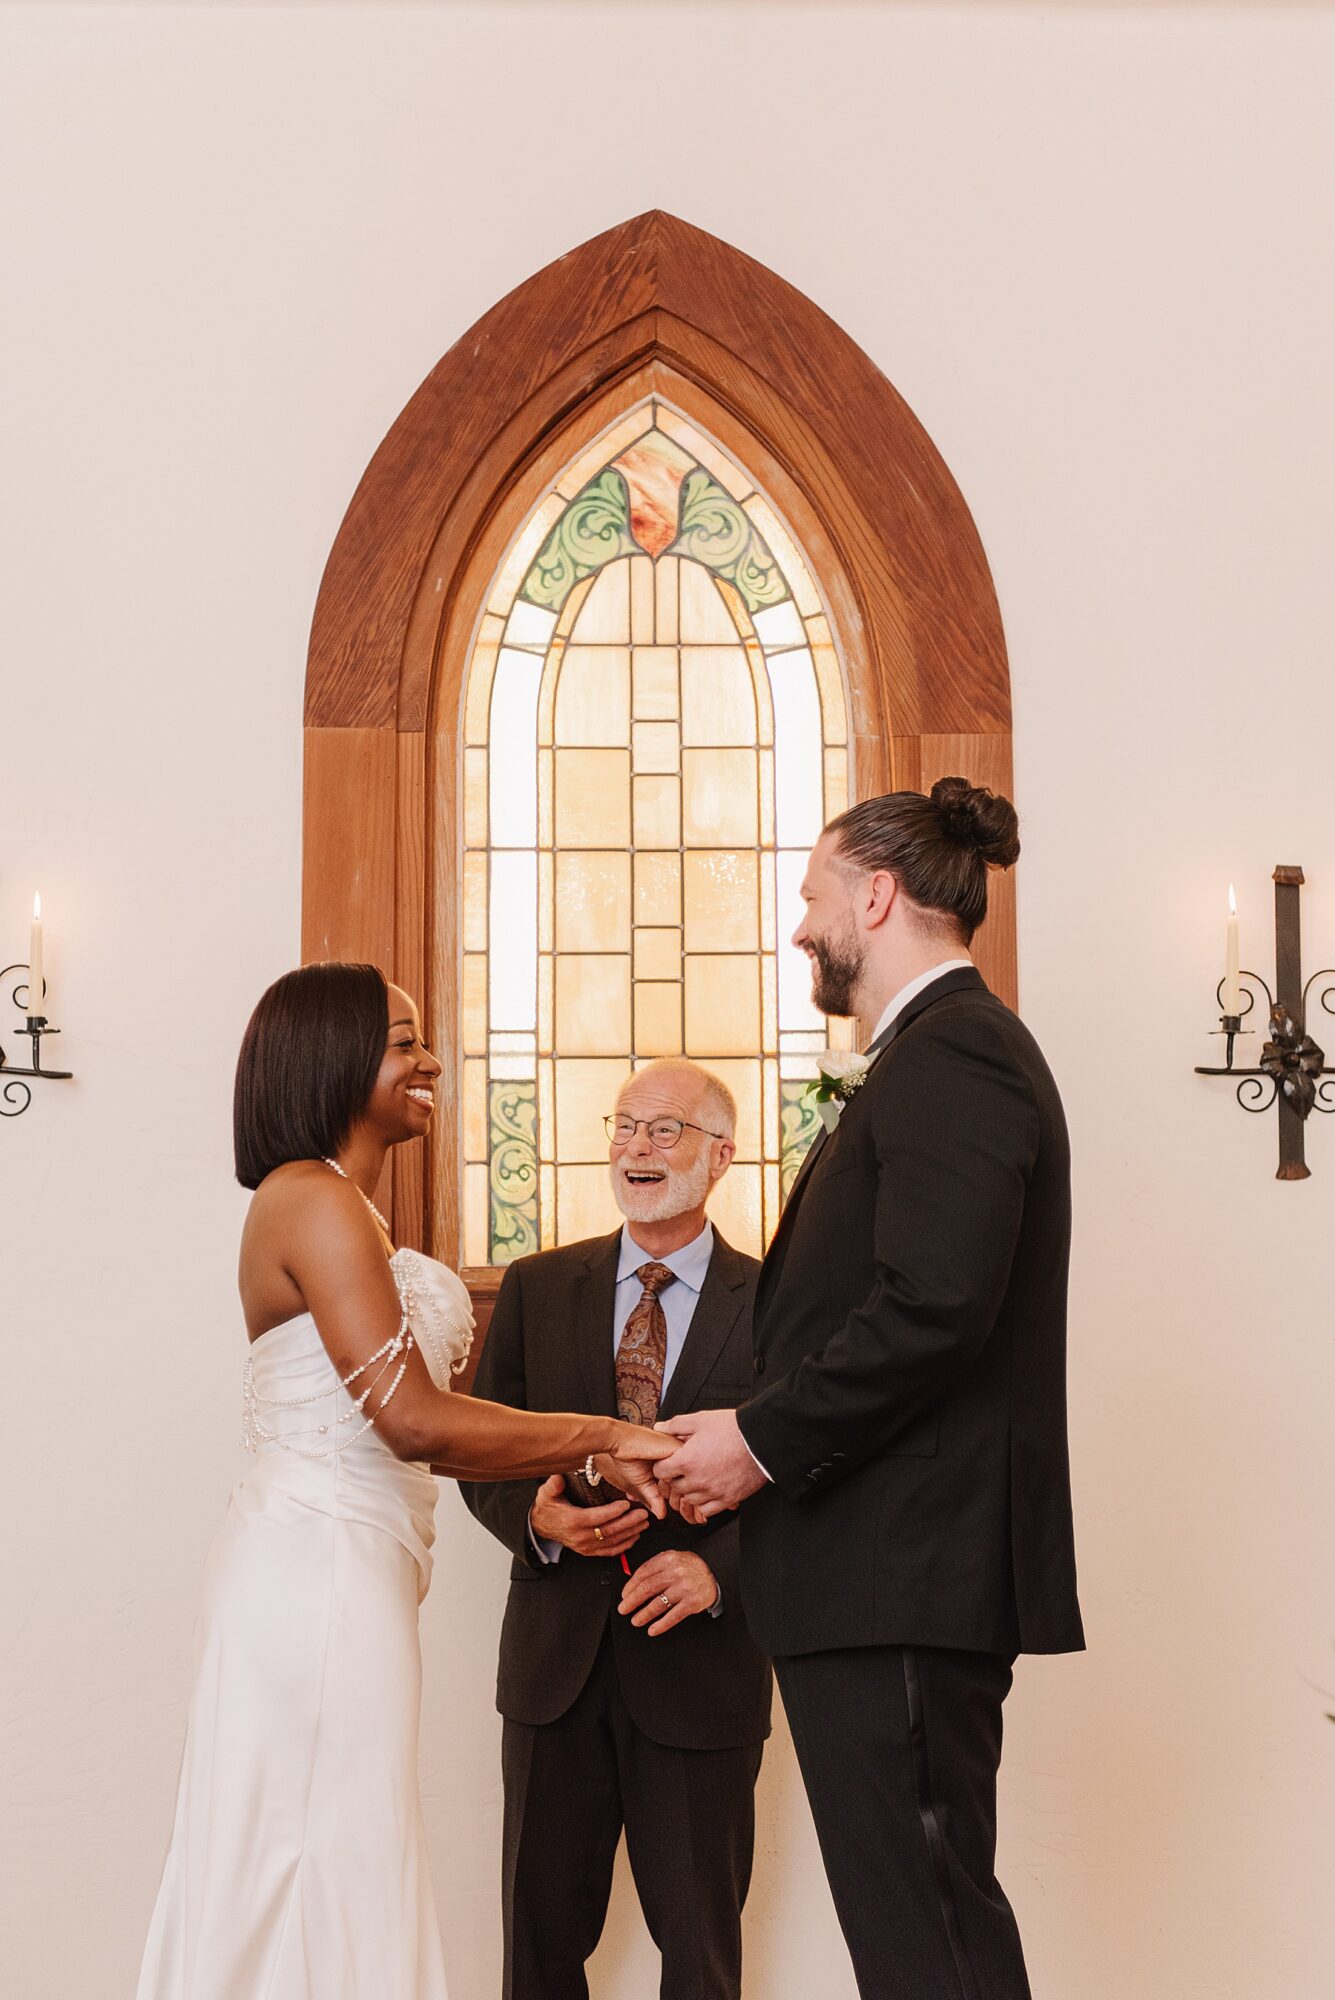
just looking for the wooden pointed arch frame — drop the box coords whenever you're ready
[303,211,1015,1279]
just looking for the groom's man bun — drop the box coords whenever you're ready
[826,778,1020,944]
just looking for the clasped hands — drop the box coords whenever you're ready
[595,1411,767,1523]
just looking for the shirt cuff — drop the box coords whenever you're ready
[707,1583,723,1620]
[527,1512,563,1565]
[739,1429,773,1483]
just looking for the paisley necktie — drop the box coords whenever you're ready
[615,1262,677,1428]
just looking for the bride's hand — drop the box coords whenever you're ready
[593,1427,677,1520]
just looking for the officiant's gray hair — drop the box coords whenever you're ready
[826,778,1020,944]
[622,1058,737,1141]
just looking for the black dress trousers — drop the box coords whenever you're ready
[775,1644,1030,2000]
[501,1632,763,2000]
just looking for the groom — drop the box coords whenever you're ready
[655,781,1083,2000]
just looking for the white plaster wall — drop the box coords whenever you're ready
[2,4,1333,1994]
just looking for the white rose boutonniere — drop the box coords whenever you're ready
[803,1049,873,1132]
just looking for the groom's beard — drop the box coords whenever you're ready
[611,1146,713,1224]
[807,923,866,1019]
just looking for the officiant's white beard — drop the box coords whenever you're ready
[610,1146,714,1225]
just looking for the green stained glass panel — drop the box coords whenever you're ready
[780,1080,822,1199]
[522,469,636,611]
[490,1078,539,1264]
[668,468,789,613]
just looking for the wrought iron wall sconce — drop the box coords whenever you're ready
[1,963,72,1118]
[1195,866,1334,1179]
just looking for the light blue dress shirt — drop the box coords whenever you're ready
[530,1222,720,1597]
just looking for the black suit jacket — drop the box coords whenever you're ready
[460,1228,773,1751]
[737,967,1084,1661]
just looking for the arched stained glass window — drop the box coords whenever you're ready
[460,401,853,1264]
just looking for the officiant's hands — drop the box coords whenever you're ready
[618,1549,720,1635]
[653,1409,768,1517]
[530,1475,650,1559]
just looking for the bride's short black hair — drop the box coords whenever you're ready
[233,962,388,1190]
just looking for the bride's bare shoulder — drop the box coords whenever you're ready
[243,1161,363,1248]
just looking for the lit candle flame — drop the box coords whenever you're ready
[34,891,41,921]
[1228,884,1236,916]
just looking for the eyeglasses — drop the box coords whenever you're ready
[604,1114,727,1150]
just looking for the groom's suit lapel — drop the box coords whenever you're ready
[755,967,989,1325]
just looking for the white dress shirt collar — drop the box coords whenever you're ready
[616,1219,714,1293]
[870,960,975,1047]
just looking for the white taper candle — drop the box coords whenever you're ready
[1222,885,1240,1016]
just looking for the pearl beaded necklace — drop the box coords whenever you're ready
[322,1155,390,1234]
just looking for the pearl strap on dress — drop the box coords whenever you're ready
[242,1306,415,1460]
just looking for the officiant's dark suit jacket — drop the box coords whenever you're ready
[737,965,1084,1661]
[460,1228,772,1751]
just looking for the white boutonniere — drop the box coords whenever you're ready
[803,1049,873,1132]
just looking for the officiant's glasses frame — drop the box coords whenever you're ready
[605,1114,730,1149]
[1194,865,1334,1180]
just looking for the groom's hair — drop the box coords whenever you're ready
[826,779,1020,944]
[234,962,388,1189]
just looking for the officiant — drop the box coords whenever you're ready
[460,1058,770,2000]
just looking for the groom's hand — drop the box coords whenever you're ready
[653,1409,767,1516]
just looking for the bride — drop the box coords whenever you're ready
[137,962,672,2000]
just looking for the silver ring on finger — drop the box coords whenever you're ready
[660,1593,672,1608]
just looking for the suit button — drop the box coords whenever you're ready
[753,1355,766,1374]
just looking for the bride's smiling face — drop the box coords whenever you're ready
[364,986,442,1144]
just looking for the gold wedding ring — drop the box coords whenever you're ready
[593,1527,604,1542]
[660,1593,672,1608]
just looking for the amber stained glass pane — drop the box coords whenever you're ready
[634,852,681,926]
[555,1056,631,1163]
[678,560,738,643]
[554,646,630,747]
[555,850,631,954]
[683,850,759,953]
[462,953,488,1055]
[685,954,760,1055]
[463,1058,488,1161]
[682,750,758,847]
[697,1057,762,1162]
[654,556,679,644]
[463,1163,490,1266]
[555,750,631,848]
[568,559,630,643]
[631,721,680,774]
[632,775,681,850]
[632,647,678,721]
[555,953,630,1055]
[557,1164,623,1245]
[681,647,756,746]
[708,1165,762,1260]
[633,927,682,981]
[634,982,683,1056]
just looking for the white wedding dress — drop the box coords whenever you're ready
[137,1248,474,2000]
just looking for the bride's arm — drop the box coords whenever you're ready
[273,1170,670,1510]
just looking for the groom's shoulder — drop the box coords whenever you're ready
[887,987,1062,1114]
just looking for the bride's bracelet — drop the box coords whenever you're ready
[583,1452,602,1487]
